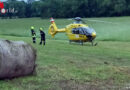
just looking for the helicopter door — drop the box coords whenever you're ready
[72,28,85,35]
[72,28,87,40]
[72,28,79,34]
[72,28,79,38]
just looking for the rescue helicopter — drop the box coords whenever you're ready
[48,17,97,46]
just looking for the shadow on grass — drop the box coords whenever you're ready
[69,42,98,47]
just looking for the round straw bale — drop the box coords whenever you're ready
[0,40,36,79]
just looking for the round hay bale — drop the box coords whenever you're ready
[0,40,36,79]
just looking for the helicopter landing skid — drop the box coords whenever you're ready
[91,41,98,46]
[69,40,97,46]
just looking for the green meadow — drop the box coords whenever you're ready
[0,17,130,90]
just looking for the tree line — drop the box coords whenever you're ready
[0,0,130,18]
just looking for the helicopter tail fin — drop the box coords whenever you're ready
[48,18,58,37]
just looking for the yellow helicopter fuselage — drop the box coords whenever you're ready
[48,18,96,42]
[65,24,88,41]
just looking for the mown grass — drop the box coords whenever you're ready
[0,17,130,90]
[0,35,130,90]
[0,17,130,41]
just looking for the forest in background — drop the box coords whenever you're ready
[1,0,130,18]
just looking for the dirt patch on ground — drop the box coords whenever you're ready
[58,79,126,90]
[37,65,130,90]
[58,80,100,90]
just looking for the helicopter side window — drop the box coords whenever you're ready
[72,28,76,34]
[72,28,79,34]
[76,29,79,34]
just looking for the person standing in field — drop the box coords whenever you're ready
[31,26,36,43]
[39,28,46,45]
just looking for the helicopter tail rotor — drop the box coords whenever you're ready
[48,18,58,37]
[49,18,66,38]
[50,17,55,23]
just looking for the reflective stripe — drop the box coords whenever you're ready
[32,35,36,37]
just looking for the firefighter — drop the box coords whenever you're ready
[39,28,46,45]
[31,26,36,43]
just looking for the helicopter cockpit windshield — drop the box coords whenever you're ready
[72,27,96,36]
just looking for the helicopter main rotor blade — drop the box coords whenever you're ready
[67,18,74,20]
[67,18,118,25]
[68,18,87,24]
[86,19,119,25]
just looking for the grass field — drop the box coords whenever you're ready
[0,17,130,90]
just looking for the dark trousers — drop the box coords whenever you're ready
[32,37,36,43]
[40,38,45,45]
